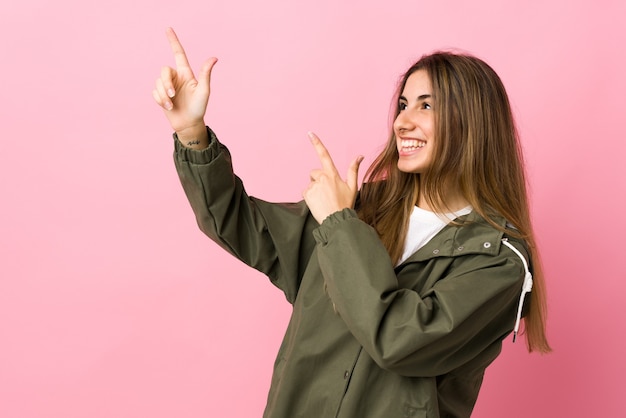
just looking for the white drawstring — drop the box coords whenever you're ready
[501,239,533,343]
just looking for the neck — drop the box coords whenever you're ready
[417,191,469,213]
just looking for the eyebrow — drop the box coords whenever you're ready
[399,94,432,102]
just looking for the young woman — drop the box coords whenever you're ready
[153,27,550,418]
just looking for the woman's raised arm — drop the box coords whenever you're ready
[152,27,218,149]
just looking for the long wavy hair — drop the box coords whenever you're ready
[358,52,551,353]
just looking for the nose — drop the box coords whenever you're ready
[394,110,414,133]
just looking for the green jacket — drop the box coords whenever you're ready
[174,128,530,418]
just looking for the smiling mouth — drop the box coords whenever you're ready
[400,139,426,152]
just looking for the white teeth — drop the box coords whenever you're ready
[400,139,426,150]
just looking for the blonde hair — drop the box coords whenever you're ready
[358,52,551,353]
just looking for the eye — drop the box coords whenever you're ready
[398,101,407,111]
[422,102,432,110]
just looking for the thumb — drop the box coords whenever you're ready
[197,57,218,95]
[346,155,364,192]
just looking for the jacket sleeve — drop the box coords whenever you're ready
[313,208,525,377]
[173,127,318,303]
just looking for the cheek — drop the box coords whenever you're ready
[427,115,436,133]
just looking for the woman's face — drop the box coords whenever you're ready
[394,70,435,174]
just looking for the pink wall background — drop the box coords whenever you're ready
[1,0,624,416]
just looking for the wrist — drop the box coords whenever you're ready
[175,124,209,149]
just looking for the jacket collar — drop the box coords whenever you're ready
[405,211,507,263]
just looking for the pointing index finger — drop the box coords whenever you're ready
[166,27,192,71]
[308,132,338,174]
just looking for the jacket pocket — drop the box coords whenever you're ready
[404,403,428,418]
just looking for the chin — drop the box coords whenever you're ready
[397,162,423,174]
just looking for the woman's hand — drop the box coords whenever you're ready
[303,132,364,224]
[152,27,218,148]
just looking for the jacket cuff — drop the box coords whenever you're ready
[313,208,361,244]
[173,126,223,165]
